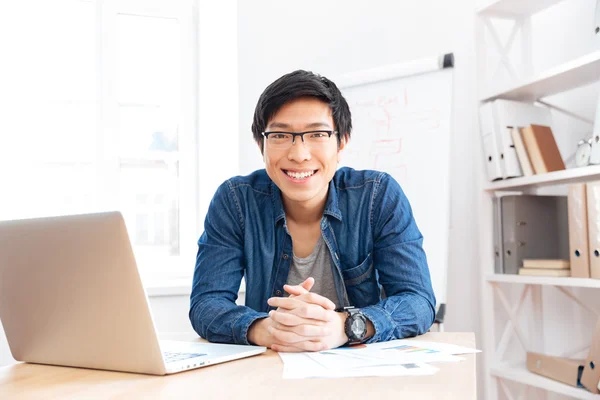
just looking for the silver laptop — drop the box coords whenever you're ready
[0,211,265,375]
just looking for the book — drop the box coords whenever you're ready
[518,268,571,277]
[512,127,534,176]
[522,259,570,269]
[520,124,566,174]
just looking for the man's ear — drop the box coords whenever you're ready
[337,135,348,162]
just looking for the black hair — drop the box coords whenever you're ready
[251,70,352,152]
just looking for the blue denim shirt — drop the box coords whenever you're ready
[189,167,436,345]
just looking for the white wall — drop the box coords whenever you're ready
[238,0,483,393]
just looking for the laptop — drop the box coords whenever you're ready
[0,211,266,375]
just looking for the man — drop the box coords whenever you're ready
[189,70,435,352]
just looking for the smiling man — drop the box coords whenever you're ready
[189,70,436,352]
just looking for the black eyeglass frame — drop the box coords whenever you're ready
[261,130,338,145]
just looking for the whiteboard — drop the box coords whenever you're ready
[338,67,454,305]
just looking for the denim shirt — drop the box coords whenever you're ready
[189,167,436,345]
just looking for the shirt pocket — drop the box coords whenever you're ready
[341,253,379,307]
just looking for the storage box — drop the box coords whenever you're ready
[581,319,600,394]
[526,352,584,387]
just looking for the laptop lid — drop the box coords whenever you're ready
[0,212,167,375]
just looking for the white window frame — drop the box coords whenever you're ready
[98,0,198,281]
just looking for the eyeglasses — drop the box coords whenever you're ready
[261,130,338,150]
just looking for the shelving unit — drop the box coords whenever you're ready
[480,50,600,102]
[491,363,599,400]
[476,0,566,17]
[476,1,600,399]
[486,274,600,289]
[484,165,600,191]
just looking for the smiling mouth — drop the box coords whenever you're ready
[282,169,318,180]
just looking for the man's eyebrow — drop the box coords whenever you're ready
[304,122,332,130]
[266,122,291,130]
[266,122,332,130]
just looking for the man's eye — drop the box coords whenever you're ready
[310,132,327,138]
[271,134,289,139]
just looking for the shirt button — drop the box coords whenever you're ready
[275,290,282,296]
[283,254,289,260]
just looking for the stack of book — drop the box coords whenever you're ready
[518,259,570,277]
[511,124,565,177]
[479,99,566,181]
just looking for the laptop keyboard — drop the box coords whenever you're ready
[163,351,207,363]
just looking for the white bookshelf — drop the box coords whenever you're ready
[484,165,600,191]
[476,1,600,399]
[491,363,599,400]
[476,0,566,17]
[486,274,600,289]
[481,50,600,102]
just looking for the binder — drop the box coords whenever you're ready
[479,102,503,181]
[492,196,503,273]
[501,195,569,274]
[568,184,591,278]
[586,181,600,279]
[581,319,600,393]
[490,99,552,179]
[501,126,523,178]
[526,352,585,388]
[511,127,534,176]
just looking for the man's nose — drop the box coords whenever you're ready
[287,138,311,161]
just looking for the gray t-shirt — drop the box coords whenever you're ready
[286,235,342,309]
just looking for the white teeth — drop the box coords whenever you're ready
[286,170,315,179]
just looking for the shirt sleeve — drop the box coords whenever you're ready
[189,181,267,345]
[361,173,437,343]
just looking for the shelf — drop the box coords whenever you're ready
[484,165,600,191]
[486,274,600,288]
[476,0,566,17]
[480,50,600,102]
[491,363,599,399]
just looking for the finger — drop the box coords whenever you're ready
[297,292,336,310]
[284,284,308,297]
[283,277,313,297]
[272,341,325,353]
[301,277,315,291]
[273,323,331,337]
[269,324,332,344]
[269,316,331,337]
[269,293,335,312]
[269,310,326,328]
[268,299,332,321]
[268,325,308,344]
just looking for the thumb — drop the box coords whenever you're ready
[283,277,314,297]
[300,277,315,292]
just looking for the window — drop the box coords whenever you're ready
[0,0,197,280]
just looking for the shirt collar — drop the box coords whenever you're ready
[271,178,343,225]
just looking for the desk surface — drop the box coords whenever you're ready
[0,332,476,399]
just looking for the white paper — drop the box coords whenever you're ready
[280,352,439,379]
[307,348,463,370]
[277,339,479,379]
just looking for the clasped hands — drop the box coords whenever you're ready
[248,277,348,352]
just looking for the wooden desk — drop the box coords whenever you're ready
[0,332,476,399]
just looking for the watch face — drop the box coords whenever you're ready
[576,142,591,167]
[351,317,366,334]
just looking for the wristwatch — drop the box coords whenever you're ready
[336,306,368,345]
